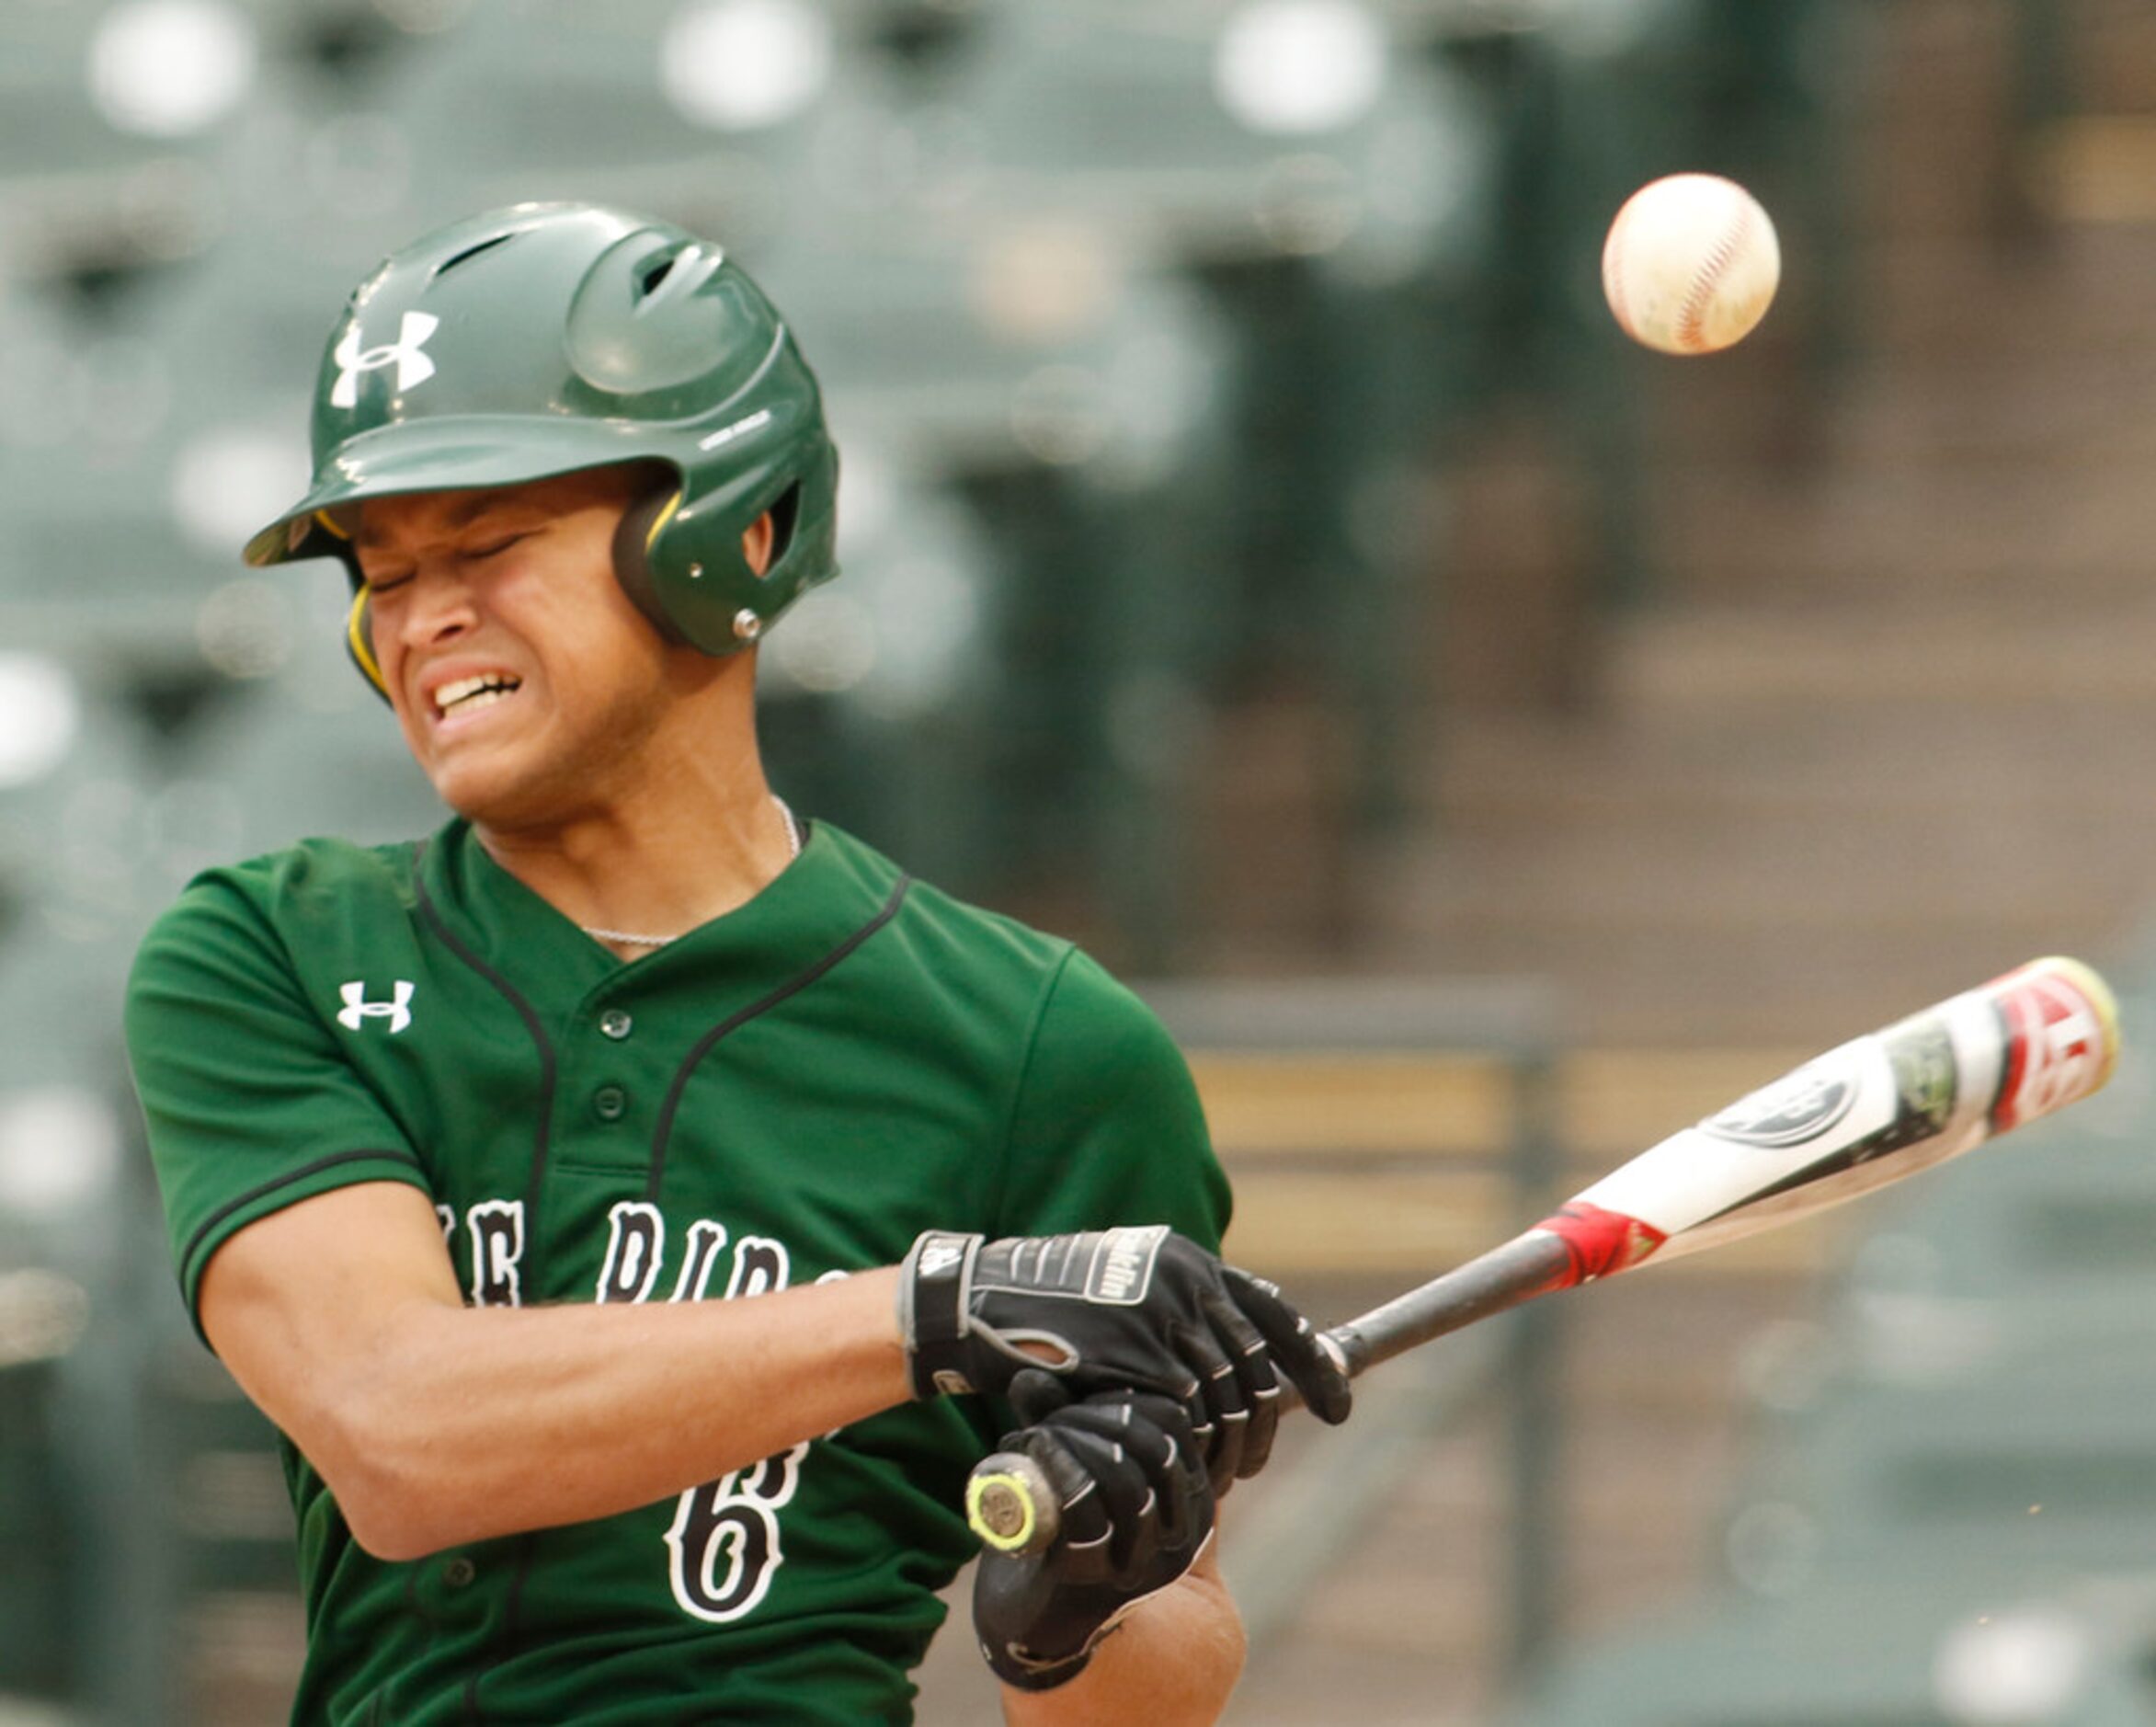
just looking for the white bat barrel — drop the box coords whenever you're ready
[1566,956,2119,1268]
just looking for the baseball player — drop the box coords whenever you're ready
[124,201,1351,1723]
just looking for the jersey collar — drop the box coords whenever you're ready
[416,815,902,1001]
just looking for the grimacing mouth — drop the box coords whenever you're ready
[432,672,524,720]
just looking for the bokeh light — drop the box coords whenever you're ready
[1720,1500,1819,1599]
[0,656,81,790]
[1215,0,1388,136]
[661,0,834,132]
[971,221,1124,345]
[168,427,313,557]
[1253,153,1363,255]
[1932,1609,2092,1724]
[196,579,297,681]
[774,467,988,717]
[87,0,260,139]
[0,1270,92,1369]
[853,554,981,721]
[1010,365,1113,467]
[769,591,878,695]
[0,1089,120,1219]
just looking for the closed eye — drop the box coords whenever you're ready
[468,532,530,561]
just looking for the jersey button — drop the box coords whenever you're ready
[599,1009,633,1041]
[443,1556,476,1588]
[594,1084,629,1122]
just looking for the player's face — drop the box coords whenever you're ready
[352,467,702,828]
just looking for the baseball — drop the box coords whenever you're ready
[1601,173,1780,356]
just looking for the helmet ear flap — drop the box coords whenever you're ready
[346,588,391,703]
[611,481,691,646]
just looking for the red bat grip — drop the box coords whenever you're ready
[1329,1227,1585,1378]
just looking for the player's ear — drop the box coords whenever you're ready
[743,510,776,579]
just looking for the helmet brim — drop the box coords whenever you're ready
[244,415,675,567]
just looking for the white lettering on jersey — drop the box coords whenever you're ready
[331,310,439,407]
[466,1200,525,1307]
[665,1442,807,1624]
[667,1233,802,1624]
[596,1201,667,1305]
[450,1200,813,1620]
[724,1235,790,1301]
[670,1219,730,1303]
[337,979,415,1035]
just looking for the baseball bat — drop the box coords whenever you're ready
[965,955,2121,1557]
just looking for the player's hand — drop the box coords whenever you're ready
[898,1227,1351,1493]
[973,1370,1215,1692]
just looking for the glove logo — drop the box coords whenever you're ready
[331,311,440,407]
[1084,1226,1165,1305]
[337,979,415,1034]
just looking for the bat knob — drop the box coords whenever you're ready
[966,1451,1056,1556]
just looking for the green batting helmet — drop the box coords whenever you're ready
[245,200,838,692]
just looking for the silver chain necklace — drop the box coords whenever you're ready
[580,799,801,950]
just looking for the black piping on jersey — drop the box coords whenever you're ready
[644,873,912,1202]
[411,844,561,1255]
[178,1146,427,1304]
[409,842,561,1725]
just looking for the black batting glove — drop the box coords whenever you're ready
[898,1227,1352,1495]
[973,1370,1215,1692]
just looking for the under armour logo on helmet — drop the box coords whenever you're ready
[331,311,440,407]
[338,979,416,1035]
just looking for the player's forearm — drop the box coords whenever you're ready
[302,1269,912,1559]
[998,1558,1245,1727]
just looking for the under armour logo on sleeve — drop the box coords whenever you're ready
[338,980,416,1034]
[331,311,439,407]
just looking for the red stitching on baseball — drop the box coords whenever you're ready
[1677,200,1750,352]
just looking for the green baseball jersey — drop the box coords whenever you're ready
[124,816,1228,1725]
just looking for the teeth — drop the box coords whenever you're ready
[436,673,519,714]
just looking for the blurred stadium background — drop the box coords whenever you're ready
[6,0,2156,1721]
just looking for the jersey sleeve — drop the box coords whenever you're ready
[993,947,1230,1253]
[125,870,432,1337]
